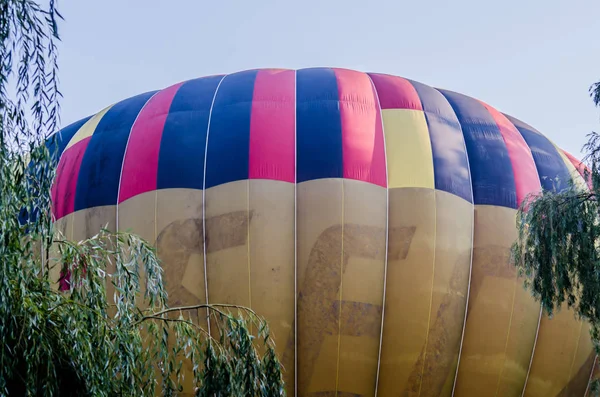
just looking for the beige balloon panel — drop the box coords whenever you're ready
[50,181,594,397]
[377,187,472,396]
[49,162,596,394]
[49,145,596,396]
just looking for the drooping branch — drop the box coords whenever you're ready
[141,302,258,322]
[513,182,600,323]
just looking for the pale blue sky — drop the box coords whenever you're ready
[56,0,600,158]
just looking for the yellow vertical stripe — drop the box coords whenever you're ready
[65,105,113,149]
[381,109,434,189]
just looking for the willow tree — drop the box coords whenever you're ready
[511,82,600,378]
[0,1,285,396]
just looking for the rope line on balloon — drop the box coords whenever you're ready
[154,189,157,261]
[521,306,542,397]
[584,355,598,397]
[246,178,252,331]
[293,68,298,397]
[202,74,227,338]
[367,72,389,397]
[115,92,158,234]
[518,121,551,397]
[417,142,438,397]
[567,321,585,392]
[450,87,475,397]
[334,178,345,396]
[494,264,520,397]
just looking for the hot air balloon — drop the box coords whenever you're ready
[48,67,597,396]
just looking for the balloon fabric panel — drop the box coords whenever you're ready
[408,79,473,204]
[248,69,295,183]
[64,105,112,151]
[46,67,598,397]
[157,75,224,190]
[368,73,423,111]
[380,108,434,189]
[562,149,593,189]
[119,83,182,203]
[296,68,344,183]
[334,68,386,187]
[479,101,541,207]
[505,114,572,193]
[74,91,157,211]
[47,115,92,160]
[439,89,518,208]
[51,137,91,220]
[205,70,258,189]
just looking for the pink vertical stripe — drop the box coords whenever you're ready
[480,100,541,206]
[118,82,182,203]
[51,137,91,220]
[367,72,423,110]
[248,69,295,183]
[334,68,387,187]
[562,149,593,189]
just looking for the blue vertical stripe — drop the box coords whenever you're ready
[157,75,224,190]
[504,114,571,193]
[205,70,258,188]
[74,91,157,211]
[409,79,473,203]
[296,67,343,183]
[439,89,517,208]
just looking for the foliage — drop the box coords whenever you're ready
[0,1,286,396]
[511,82,600,393]
[512,183,600,336]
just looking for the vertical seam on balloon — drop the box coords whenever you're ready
[494,273,519,397]
[521,306,542,397]
[479,103,536,397]
[293,68,298,397]
[247,178,252,311]
[246,71,257,317]
[566,321,585,395]
[154,189,158,250]
[367,72,389,397]
[202,74,227,337]
[585,355,598,397]
[486,108,521,209]
[510,117,543,397]
[335,178,345,397]
[417,113,437,397]
[115,92,158,232]
[111,93,154,311]
[448,90,475,397]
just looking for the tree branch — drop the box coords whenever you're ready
[134,303,258,328]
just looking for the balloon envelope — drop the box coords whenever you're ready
[50,68,596,397]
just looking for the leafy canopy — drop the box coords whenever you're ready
[511,82,600,392]
[0,1,286,396]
